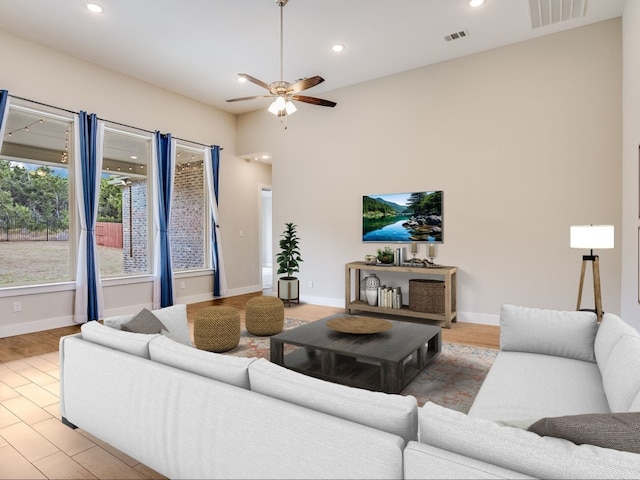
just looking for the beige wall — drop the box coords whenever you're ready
[0,29,271,336]
[621,2,640,327]
[238,19,623,326]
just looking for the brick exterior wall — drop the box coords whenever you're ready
[170,167,205,270]
[122,180,149,274]
[120,167,205,274]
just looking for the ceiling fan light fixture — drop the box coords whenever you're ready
[225,0,335,120]
[285,101,297,115]
[268,100,282,115]
[275,96,286,110]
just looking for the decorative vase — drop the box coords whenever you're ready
[365,273,381,306]
[360,276,368,302]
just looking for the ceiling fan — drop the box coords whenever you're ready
[226,0,336,117]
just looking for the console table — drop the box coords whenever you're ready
[345,261,457,328]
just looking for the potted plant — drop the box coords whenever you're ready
[276,222,303,306]
[377,246,395,264]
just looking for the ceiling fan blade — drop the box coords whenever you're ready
[226,95,273,103]
[237,73,273,92]
[290,75,325,93]
[292,95,337,108]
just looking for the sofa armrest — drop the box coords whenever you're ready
[403,441,533,479]
[500,304,597,362]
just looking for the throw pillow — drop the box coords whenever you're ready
[151,304,192,346]
[500,304,598,362]
[121,308,166,334]
[527,412,640,454]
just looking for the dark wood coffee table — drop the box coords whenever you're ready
[270,315,441,393]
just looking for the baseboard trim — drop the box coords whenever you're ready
[0,316,76,338]
[456,311,500,326]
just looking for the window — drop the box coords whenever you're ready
[170,145,207,271]
[98,127,151,278]
[0,104,73,287]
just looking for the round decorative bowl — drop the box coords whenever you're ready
[326,315,392,334]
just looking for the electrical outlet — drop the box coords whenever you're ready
[13,301,22,312]
[180,281,186,289]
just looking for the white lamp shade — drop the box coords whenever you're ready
[267,100,281,115]
[570,225,614,249]
[285,100,297,115]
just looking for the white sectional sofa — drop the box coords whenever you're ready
[59,304,640,479]
[406,305,640,479]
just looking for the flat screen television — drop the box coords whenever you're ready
[362,191,443,243]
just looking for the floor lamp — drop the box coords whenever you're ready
[570,225,614,321]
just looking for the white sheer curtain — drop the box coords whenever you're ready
[204,147,227,296]
[73,113,105,323]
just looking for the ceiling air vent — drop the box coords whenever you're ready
[529,0,587,29]
[444,29,469,42]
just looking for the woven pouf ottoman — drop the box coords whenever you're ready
[245,296,285,336]
[194,306,240,352]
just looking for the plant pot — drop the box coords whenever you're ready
[378,255,394,264]
[278,277,300,306]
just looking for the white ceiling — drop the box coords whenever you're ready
[0,0,626,115]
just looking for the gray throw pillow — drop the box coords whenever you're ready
[121,308,166,334]
[527,412,640,453]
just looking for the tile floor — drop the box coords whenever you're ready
[0,351,165,479]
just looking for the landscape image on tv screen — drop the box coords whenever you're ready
[362,191,443,243]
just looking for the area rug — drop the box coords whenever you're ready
[224,317,497,413]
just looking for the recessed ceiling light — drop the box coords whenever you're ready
[469,0,485,7]
[130,155,138,160]
[86,3,103,13]
[238,76,248,83]
[332,44,345,53]
[261,154,270,160]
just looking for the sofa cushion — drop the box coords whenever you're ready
[248,358,418,445]
[500,304,597,362]
[419,402,640,479]
[468,351,610,421]
[595,313,640,372]
[403,441,534,480]
[80,321,159,358]
[121,308,166,334]
[601,334,640,412]
[527,412,640,453]
[148,335,256,389]
[104,304,192,346]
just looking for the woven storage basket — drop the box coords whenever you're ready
[409,279,445,313]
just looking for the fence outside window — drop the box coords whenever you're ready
[0,215,69,242]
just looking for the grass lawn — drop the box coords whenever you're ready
[0,241,125,287]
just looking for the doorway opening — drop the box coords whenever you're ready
[260,187,273,292]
